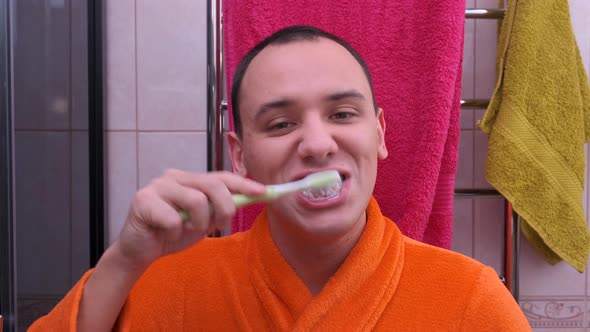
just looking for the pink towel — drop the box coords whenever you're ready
[223,0,465,248]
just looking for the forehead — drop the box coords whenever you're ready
[239,38,371,109]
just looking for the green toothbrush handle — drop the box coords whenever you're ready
[232,193,258,207]
[179,189,277,222]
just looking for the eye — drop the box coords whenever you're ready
[332,112,353,120]
[330,109,357,121]
[268,121,294,131]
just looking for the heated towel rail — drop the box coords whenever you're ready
[460,6,520,301]
[207,2,520,300]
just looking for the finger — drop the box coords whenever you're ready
[215,171,267,196]
[134,189,185,242]
[190,176,236,231]
[165,169,266,196]
[150,178,212,234]
[163,170,264,230]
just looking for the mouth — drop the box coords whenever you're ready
[299,172,347,202]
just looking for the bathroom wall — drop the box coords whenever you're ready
[104,0,208,242]
[104,1,590,330]
[456,0,590,330]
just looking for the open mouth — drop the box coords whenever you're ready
[301,173,346,201]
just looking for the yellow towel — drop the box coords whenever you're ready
[479,0,590,272]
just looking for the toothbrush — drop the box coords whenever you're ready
[179,170,341,222]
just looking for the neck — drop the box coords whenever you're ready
[268,212,367,296]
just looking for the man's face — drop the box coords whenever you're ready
[229,38,387,237]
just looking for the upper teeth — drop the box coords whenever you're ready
[302,181,343,200]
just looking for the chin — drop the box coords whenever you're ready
[294,209,366,239]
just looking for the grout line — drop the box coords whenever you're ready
[134,0,139,134]
[109,129,208,133]
[473,12,478,100]
[519,295,587,300]
[471,197,475,259]
[134,0,140,193]
[13,129,90,132]
[586,33,589,328]
[470,0,477,262]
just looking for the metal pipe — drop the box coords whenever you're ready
[460,99,490,109]
[465,8,506,19]
[504,202,514,291]
[512,211,521,300]
[207,0,223,172]
[454,189,501,196]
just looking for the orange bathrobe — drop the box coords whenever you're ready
[30,198,530,331]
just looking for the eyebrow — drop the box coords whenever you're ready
[325,90,366,102]
[254,90,367,120]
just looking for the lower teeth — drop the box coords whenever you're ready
[302,182,342,200]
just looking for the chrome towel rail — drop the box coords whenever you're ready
[465,8,506,19]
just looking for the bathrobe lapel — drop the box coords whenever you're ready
[246,197,404,331]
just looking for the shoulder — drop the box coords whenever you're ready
[401,236,488,276]
[399,236,530,330]
[135,231,250,288]
[400,235,504,296]
[162,230,248,269]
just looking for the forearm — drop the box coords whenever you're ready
[77,241,149,332]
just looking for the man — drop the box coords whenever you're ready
[31,26,530,331]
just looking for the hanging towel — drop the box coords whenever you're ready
[478,0,590,272]
[223,0,466,249]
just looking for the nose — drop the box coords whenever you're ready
[296,114,338,163]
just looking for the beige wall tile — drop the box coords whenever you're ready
[475,0,501,7]
[106,132,138,243]
[456,130,474,188]
[451,197,474,257]
[136,0,207,131]
[105,0,137,130]
[137,132,207,187]
[520,297,585,330]
[460,109,475,130]
[473,19,498,100]
[462,18,475,101]
[519,234,586,297]
[473,130,492,189]
[570,0,590,71]
[473,197,504,274]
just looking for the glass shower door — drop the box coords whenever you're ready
[0,1,104,331]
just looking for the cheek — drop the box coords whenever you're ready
[241,138,286,180]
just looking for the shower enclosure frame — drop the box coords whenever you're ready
[0,0,14,330]
[0,1,105,330]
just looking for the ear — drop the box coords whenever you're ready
[376,107,388,160]
[227,131,248,176]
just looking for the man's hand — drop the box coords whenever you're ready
[114,169,266,269]
[77,170,265,332]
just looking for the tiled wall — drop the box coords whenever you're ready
[454,0,590,330]
[104,0,208,241]
[104,1,590,330]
